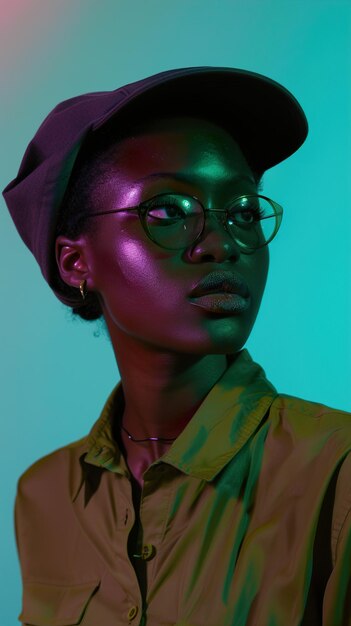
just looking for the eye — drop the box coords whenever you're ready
[144,195,192,221]
[228,197,266,225]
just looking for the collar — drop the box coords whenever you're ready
[79,349,278,485]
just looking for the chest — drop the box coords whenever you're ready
[20,451,337,626]
[79,461,331,623]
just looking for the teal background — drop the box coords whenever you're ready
[1,1,350,622]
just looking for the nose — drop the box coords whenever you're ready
[186,209,242,263]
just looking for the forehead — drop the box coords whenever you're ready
[104,114,254,184]
[116,114,242,153]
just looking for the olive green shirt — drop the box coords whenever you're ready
[15,349,351,625]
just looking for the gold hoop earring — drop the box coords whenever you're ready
[79,279,88,300]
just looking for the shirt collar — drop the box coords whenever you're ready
[81,348,278,483]
[162,348,278,479]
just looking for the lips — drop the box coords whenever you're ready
[189,270,250,298]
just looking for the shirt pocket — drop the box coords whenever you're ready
[18,579,101,625]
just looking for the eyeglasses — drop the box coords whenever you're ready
[85,193,283,254]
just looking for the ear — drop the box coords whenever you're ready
[55,234,94,291]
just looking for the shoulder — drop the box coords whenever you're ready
[270,393,351,441]
[271,393,351,420]
[16,435,89,502]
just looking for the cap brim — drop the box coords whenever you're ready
[92,66,308,174]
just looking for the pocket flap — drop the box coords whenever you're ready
[19,579,100,626]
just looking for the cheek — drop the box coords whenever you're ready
[92,231,185,322]
[116,239,170,297]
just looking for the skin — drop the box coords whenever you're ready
[56,115,269,489]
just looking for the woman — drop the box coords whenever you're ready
[3,67,351,626]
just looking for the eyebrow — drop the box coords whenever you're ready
[137,172,257,185]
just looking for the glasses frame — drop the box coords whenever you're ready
[85,193,284,254]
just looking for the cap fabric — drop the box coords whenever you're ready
[2,66,308,306]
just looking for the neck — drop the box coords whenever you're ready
[116,348,228,443]
[103,315,238,472]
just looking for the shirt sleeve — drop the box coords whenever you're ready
[323,451,351,624]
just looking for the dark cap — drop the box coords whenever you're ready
[2,66,308,306]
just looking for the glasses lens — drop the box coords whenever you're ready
[144,193,278,251]
[227,196,277,251]
[145,194,203,249]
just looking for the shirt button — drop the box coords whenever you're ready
[141,543,156,560]
[127,605,138,621]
